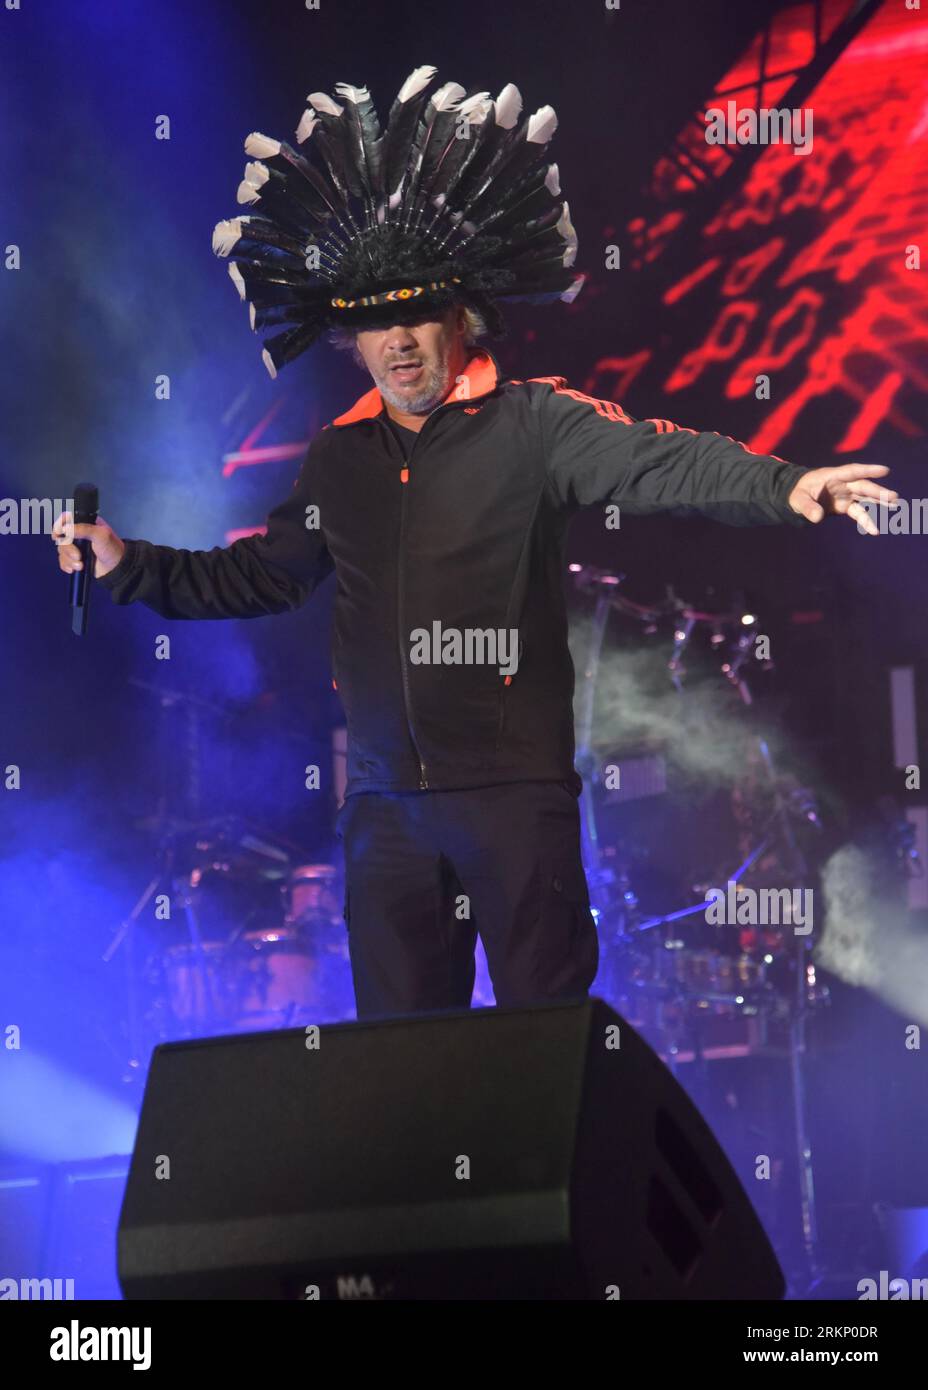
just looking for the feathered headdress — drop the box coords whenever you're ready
[211,65,584,377]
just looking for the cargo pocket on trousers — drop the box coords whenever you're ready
[538,856,597,992]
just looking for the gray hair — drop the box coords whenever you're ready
[327,304,488,369]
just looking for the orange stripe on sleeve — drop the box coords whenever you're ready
[527,376,634,425]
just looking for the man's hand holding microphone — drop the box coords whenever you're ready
[53,512,125,579]
[53,484,125,635]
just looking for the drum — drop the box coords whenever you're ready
[661,946,768,1006]
[231,927,321,1030]
[283,863,341,928]
[159,924,353,1035]
[279,863,354,1023]
[160,940,240,1031]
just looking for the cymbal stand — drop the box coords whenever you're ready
[570,568,636,962]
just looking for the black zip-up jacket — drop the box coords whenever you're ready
[98,349,810,797]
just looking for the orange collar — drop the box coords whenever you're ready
[330,348,501,427]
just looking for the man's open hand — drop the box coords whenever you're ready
[787,463,897,535]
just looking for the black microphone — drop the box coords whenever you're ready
[69,482,98,636]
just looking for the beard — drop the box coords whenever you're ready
[375,345,454,414]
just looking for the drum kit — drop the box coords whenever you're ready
[105,806,355,1067]
[153,853,352,1038]
[569,562,832,1284]
[568,562,828,1060]
[98,676,359,1058]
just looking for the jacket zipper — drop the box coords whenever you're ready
[382,413,437,791]
[376,391,493,791]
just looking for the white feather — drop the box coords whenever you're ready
[527,106,557,144]
[396,65,437,104]
[307,91,344,117]
[557,201,577,266]
[261,348,278,380]
[494,84,523,129]
[244,132,280,159]
[458,91,490,115]
[236,161,269,205]
[429,81,466,112]
[333,83,371,104]
[295,110,318,144]
[248,302,257,331]
[228,263,246,300]
[545,163,561,197]
[459,94,492,126]
[212,218,244,256]
[243,161,270,189]
[561,273,585,304]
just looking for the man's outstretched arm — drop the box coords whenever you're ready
[54,449,333,620]
[536,379,895,529]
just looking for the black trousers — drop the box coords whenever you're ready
[336,780,599,1020]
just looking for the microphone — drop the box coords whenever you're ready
[69,482,98,636]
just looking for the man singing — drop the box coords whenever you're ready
[53,66,894,1020]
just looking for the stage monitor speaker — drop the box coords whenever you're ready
[118,997,784,1299]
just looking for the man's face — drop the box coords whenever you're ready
[355,307,467,414]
